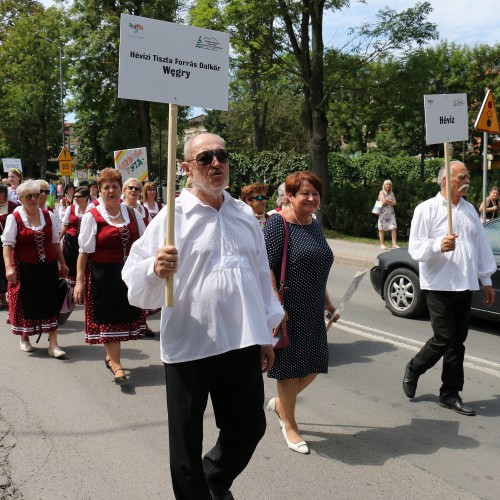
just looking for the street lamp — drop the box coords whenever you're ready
[36,34,65,151]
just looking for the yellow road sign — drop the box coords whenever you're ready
[59,161,72,176]
[58,146,72,161]
[475,90,500,133]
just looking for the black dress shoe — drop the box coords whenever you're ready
[402,361,418,398]
[439,396,476,416]
[209,489,234,500]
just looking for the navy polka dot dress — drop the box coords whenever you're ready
[264,213,334,380]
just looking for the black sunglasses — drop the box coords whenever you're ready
[249,195,268,201]
[23,193,40,200]
[127,186,141,191]
[187,149,229,167]
[40,189,50,195]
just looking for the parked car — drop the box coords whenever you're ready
[370,217,500,321]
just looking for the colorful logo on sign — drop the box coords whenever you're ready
[129,23,144,34]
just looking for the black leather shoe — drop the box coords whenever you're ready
[439,396,476,416]
[209,489,234,500]
[402,361,418,398]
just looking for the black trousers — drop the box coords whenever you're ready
[409,290,472,399]
[165,345,266,500]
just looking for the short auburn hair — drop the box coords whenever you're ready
[97,168,122,190]
[241,183,268,203]
[285,171,323,198]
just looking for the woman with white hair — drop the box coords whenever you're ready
[377,179,399,249]
[1,180,68,357]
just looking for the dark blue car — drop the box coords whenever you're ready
[370,218,500,320]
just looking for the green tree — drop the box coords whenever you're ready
[0,5,68,178]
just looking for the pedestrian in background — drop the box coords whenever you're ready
[2,180,68,357]
[377,179,399,249]
[7,168,22,204]
[74,168,147,385]
[123,132,283,500]
[478,186,499,221]
[264,171,337,455]
[123,178,151,226]
[0,184,17,308]
[142,181,163,219]
[267,182,287,216]
[241,182,269,228]
[60,186,90,287]
[403,161,496,416]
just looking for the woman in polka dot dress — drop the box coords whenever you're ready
[74,168,147,385]
[263,171,338,454]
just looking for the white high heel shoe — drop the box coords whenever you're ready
[282,426,309,454]
[266,397,284,428]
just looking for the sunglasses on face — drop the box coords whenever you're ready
[187,149,229,167]
[23,193,40,200]
[249,195,268,201]
[127,186,141,192]
[40,190,50,195]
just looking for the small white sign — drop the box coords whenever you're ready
[2,158,22,173]
[114,147,149,183]
[118,14,229,110]
[424,94,469,145]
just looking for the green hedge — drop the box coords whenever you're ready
[229,150,498,238]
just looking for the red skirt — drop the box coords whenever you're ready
[7,260,58,336]
[83,263,146,344]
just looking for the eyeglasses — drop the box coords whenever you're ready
[187,149,229,167]
[456,173,471,180]
[249,195,268,201]
[40,190,50,195]
[147,188,156,192]
[23,193,40,200]
[127,186,141,191]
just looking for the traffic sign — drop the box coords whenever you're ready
[58,146,72,161]
[59,161,72,176]
[475,90,500,133]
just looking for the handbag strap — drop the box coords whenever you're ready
[278,213,289,304]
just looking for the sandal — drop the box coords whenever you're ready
[112,367,128,385]
[104,357,112,371]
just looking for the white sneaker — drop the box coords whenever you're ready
[48,346,66,359]
[20,339,34,352]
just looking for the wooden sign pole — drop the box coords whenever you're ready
[165,103,178,307]
[444,142,452,235]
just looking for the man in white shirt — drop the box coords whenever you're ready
[122,132,283,500]
[403,161,496,416]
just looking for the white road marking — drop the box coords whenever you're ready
[332,319,500,379]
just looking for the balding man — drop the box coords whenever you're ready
[123,132,283,499]
[403,161,496,416]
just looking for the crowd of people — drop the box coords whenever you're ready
[1,136,497,499]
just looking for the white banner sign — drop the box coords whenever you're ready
[118,14,229,110]
[424,93,469,145]
[114,147,148,183]
[2,158,22,173]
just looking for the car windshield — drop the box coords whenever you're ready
[484,219,500,255]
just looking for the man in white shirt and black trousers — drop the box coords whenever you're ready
[403,161,496,416]
[122,132,284,500]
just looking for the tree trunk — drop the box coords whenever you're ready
[137,100,152,176]
[39,115,48,180]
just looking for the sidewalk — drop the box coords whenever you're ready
[327,238,383,268]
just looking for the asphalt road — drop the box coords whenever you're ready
[1,261,499,499]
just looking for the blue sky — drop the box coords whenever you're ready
[40,0,499,120]
[41,0,500,46]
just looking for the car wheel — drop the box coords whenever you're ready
[384,268,426,318]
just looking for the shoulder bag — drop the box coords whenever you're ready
[372,200,383,215]
[273,214,290,349]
